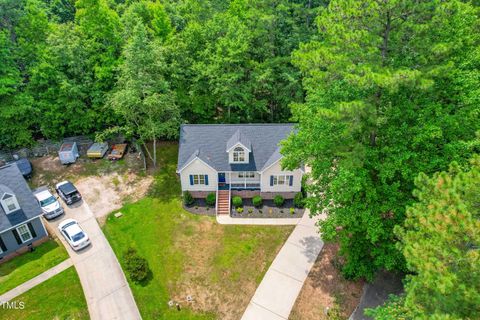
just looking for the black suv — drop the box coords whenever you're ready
[55,181,82,205]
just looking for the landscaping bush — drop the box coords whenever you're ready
[206,192,216,206]
[232,196,243,208]
[293,192,304,208]
[248,208,253,213]
[290,207,295,215]
[252,195,263,207]
[237,207,244,213]
[124,247,150,283]
[183,191,194,206]
[274,195,285,207]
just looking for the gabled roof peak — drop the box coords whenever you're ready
[226,129,252,152]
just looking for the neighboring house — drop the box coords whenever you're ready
[0,164,48,263]
[177,124,304,214]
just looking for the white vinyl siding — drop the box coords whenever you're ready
[180,159,217,192]
[228,144,249,164]
[261,160,302,192]
[238,171,256,178]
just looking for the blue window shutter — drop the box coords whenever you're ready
[289,175,293,186]
[270,176,274,186]
[205,175,209,185]
[189,175,194,185]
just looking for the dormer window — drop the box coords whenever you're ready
[233,147,245,162]
[1,193,20,214]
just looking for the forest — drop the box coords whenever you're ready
[1,0,479,319]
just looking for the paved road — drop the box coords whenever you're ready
[0,259,73,303]
[48,199,141,320]
[241,210,324,320]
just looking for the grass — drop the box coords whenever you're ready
[0,267,89,320]
[103,143,294,320]
[0,239,69,295]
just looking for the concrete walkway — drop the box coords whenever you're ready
[47,200,141,320]
[0,258,73,303]
[216,214,301,225]
[241,210,324,320]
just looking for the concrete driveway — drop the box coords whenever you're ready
[242,210,324,320]
[47,199,141,320]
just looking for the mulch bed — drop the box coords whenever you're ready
[231,199,305,218]
[183,198,216,216]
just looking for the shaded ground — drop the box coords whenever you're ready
[30,153,152,225]
[232,199,304,218]
[350,271,404,320]
[103,144,294,320]
[0,239,68,295]
[184,198,216,216]
[290,243,364,320]
[0,267,89,320]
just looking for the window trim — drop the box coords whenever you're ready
[233,147,245,163]
[272,174,293,186]
[1,194,20,214]
[238,171,256,178]
[16,224,33,243]
[192,174,207,185]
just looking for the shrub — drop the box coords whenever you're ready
[206,192,216,206]
[237,207,244,213]
[183,191,194,206]
[274,195,285,207]
[252,195,263,207]
[259,209,263,214]
[290,207,295,215]
[248,208,253,213]
[293,192,304,208]
[232,196,243,208]
[124,247,150,283]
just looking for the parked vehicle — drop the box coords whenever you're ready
[87,142,109,159]
[10,158,33,179]
[58,219,90,251]
[107,143,128,160]
[55,181,82,205]
[33,186,64,219]
[58,142,79,165]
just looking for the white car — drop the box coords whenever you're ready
[58,219,90,251]
[33,187,64,219]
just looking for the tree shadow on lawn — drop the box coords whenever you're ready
[146,143,181,201]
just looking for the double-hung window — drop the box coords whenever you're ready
[272,175,293,186]
[238,171,255,178]
[192,174,206,185]
[16,224,33,243]
[233,147,245,162]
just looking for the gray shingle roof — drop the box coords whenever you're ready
[178,124,294,172]
[0,164,42,232]
[226,129,252,151]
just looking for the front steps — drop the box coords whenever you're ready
[217,190,231,215]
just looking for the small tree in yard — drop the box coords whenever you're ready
[124,247,151,283]
[293,192,304,208]
[108,20,180,167]
[206,192,216,206]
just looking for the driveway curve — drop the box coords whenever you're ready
[48,200,141,320]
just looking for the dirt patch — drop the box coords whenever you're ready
[30,153,152,225]
[290,243,364,320]
[75,172,153,224]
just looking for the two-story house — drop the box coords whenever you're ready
[0,164,48,263]
[177,124,304,214]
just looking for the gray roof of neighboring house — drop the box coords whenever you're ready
[0,164,42,232]
[177,124,294,172]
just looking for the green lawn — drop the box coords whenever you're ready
[0,267,89,320]
[103,143,294,320]
[0,239,69,295]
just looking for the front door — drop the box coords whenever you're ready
[218,172,226,184]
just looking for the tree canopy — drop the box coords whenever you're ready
[282,0,480,280]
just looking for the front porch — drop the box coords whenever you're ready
[218,172,261,191]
